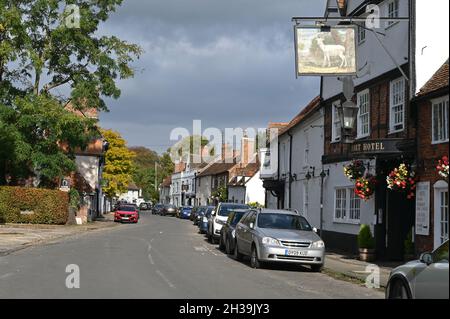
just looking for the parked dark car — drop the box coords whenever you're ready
[198,206,215,234]
[219,209,249,254]
[152,203,164,215]
[190,206,200,222]
[193,206,207,225]
[161,204,178,217]
[179,206,193,219]
[139,202,151,211]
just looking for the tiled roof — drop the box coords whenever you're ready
[128,182,140,191]
[196,162,236,177]
[161,176,171,187]
[279,96,321,135]
[417,60,449,97]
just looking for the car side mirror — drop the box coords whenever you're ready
[211,210,216,216]
[313,227,318,233]
[420,252,433,266]
[249,222,255,230]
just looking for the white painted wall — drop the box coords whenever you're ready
[245,171,265,206]
[229,186,246,204]
[196,175,212,206]
[414,0,449,93]
[322,159,376,235]
[279,110,324,228]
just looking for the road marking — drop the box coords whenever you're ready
[147,253,155,265]
[155,270,175,289]
[0,272,15,280]
[194,246,208,252]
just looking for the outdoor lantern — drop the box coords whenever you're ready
[338,100,359,144]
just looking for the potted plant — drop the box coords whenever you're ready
[404,230,415,261]
[358,224,376,262]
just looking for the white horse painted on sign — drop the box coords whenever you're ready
[316,38,348,68]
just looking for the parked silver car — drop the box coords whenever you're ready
[386,240,449,299]
[234,209,325,272]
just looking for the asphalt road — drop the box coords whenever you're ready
[0,213,383,299]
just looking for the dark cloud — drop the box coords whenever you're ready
[99,0,326,152]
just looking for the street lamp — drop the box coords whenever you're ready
[337,100,359,144]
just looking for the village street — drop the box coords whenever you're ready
[0,213,383,299]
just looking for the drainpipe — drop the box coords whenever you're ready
[287,131,293,210]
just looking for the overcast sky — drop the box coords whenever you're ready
[99,0,326,153]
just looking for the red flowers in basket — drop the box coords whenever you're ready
[354,175,377,201]
[386,164,417,200]
[437,156,449,180]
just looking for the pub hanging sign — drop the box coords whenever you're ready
[350,139,404,155]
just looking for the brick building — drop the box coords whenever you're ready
[413,60,449,253]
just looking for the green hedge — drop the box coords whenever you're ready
[0,186,69,225]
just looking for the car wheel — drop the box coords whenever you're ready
[234,242,244,261]
[310,264,323,273]
[250,246,262,269]
[219,236,225,251]
[225,239,231,255]
[389,280,411,299]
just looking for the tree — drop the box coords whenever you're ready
[0,95,97,187]
[101,129,135,198]
[0,0,142,112]
[0,1,141,187]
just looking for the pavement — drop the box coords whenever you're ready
[0,212,384,299]
[324,253,395,288]
[0,214,118,256]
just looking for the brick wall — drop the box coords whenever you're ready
[323,69,414,160]
[415,97,449,253]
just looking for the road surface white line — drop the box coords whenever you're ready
[155,270,175,288]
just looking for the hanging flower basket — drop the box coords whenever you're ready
[355,174,377,201]
[386,164,416,200]
[437,156,449,180]
[344,160,366,181]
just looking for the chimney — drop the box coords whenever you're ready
[241,136,256,166]
[221,143,234,163]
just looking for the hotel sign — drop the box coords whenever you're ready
[350,139,404,155]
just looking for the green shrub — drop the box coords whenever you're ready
[358,224,375,249]
[0,186,69,225]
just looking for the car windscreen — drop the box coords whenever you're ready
[119,206,136,212]
[218,204,249,217]
[257,214,312,231]
[230,211,247,226]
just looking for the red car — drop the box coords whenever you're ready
[114,205,139,223]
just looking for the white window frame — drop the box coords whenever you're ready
[434,181,449,249]
[387,0,399,28]
[357,89,371,139]
[334,187,361,224]
[431,96,449,144]
[331,100,341,142]
[389,77,405,133]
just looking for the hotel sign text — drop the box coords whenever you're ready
[351,139,403,155]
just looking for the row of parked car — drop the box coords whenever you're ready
[156,202,328,272]
[155,202,449,299]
